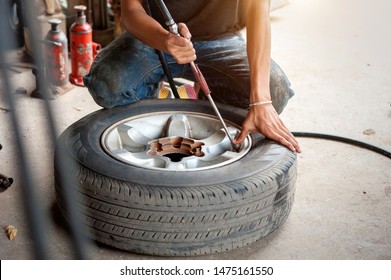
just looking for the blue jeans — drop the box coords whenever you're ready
[83,32,294,113]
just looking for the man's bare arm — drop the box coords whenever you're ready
[234,0,301,153]
[121,0,196,63]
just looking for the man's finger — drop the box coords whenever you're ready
[233,128,249,144]
[281,129,301,153]
[167,34,192,47]
[274,133,296,153]
[174,48,196,64]
[275,122,302,153]
[175,54,197,64]
[178,23,192,39]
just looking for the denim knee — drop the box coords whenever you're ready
[270,59,295,114]
[83,73,145,108]
[83,32,164,108]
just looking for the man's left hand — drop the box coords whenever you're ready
[233,104,301,153]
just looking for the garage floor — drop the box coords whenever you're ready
[1,0,390,260]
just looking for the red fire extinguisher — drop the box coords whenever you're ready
[44,18,68,87]
[69,5,100,86]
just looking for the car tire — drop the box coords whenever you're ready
[54,99,297,256]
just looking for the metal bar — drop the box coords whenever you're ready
[189,63,237,150]
[0,0,90,259]
[22,0,90,259]
[0,0,50,259]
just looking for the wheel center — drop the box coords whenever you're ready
[147,136,205,162]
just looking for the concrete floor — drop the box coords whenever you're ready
[0,0,390,260]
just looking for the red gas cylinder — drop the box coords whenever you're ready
[69,5,100,86]
[44,18,68,86]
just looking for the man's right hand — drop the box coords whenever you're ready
[165,23,196,64]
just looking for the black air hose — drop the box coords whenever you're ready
[292,132,391,159]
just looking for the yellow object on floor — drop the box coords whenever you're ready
[159,85,171,99]
[159,83,198,100]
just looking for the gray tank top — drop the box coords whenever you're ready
[145,0,246,41]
